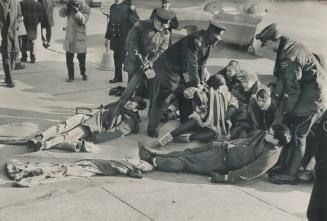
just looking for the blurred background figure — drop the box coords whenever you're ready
[59,0,90,82]
[20,0,42,63]
[38,0,55,49]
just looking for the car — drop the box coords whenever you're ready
[172,0,272,50]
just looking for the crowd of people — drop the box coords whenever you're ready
[1,0,326,219]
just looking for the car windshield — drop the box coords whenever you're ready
[204,0,272,16]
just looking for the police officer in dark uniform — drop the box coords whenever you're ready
[147,20,227,138]
[255,23,327,184]
[105,0,139,83]
[307,111,327,221]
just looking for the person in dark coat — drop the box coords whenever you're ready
[59,0,90,82]
[20,0,42,63]
[38,0,55,48]
[0,0,22,87]
[105,0,139,83]
[139,123,291,184]
[256,23,327,184]
[149,0,178,46]
[147,20,227,138]
[307,111,327,221]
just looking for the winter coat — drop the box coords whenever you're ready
[0,0,22,53]
[124,19,170,74]
[153,30,212,92]
[38,0,55,28]
[59,2,90,54]
[273,36,327,116]
[20,0,42,40]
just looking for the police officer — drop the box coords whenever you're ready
[105,0,139,83]
[147,20,227,138]
[149,0,178,46]
[256,23,327,184]
[307,111,327,221]
[111,8,174,118]
[0,0,22,88]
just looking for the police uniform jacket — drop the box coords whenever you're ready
[124,20,170,74]
[273,37,327,116]
[153,30,211,92]
[0,0,21,53]
[20,0,42,40]
[59,2,90,54]
[105,1,139,50]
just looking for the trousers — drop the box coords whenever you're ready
[66,52,86,79]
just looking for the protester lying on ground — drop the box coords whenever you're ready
[140,123,291,184]
[27,98,146,152]
[157,74,238,147]
[215,60,241,92]
[230,86,278,139]
[6,158,153,187]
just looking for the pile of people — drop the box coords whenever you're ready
[1,0,326,219]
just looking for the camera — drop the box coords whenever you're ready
[67,0,79,13]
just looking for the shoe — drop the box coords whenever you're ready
[21,57,27,62]
[66,78,74,82]
[42,42,49,49]
[158,133,173,147]
[269,173,298,185]
[30,59,35,64]
[175,133,191,143]
[109,87,120,95]
[115,89,124,96]
[6,82,15,88]
[82,74,88,80]
[15,62,25,70]
[297,169,314,183]
[27,139,43,151]
[109,78,122,83]
[147,127,159,138]
[138,142,155,164]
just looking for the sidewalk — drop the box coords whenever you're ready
[0,5,313,221]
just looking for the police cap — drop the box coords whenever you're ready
[207,20,227,39]
[255,23,278,47]
[155,7,175,23]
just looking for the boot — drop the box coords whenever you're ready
[158,133,173,147]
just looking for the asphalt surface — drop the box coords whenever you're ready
[0,1,326,220]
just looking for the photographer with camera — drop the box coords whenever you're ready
[59,0,90,82]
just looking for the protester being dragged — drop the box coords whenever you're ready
[140,123,291,184]
[20,0,42,63]
[59,0,90,82]
[27,97,146,152]
[215,60,241,92]
[157,74,238,147]
[38,0,55,48]
[105,0,139,83]
[256,23,327,184]
[148,20,227,138]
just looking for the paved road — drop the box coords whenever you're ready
[1,1,325,220]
